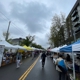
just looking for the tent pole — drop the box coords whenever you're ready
[72,51,75,80]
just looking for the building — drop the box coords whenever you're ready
[10,38,24,45]
[65,0,80,44]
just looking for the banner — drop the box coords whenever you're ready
[0,45,5,67]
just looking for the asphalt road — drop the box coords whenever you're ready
[0,56,59,80]
[25,56,59,80]
[0,57,37,80]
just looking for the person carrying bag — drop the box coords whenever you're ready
[56,54,68,80]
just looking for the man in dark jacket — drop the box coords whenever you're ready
[41,52,46,68]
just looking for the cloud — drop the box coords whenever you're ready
[0,3,8,22]
[0,0,77,48]
[34,32,49,48]
[10,2,53,33]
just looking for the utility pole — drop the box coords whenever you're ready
[6,21,11,41]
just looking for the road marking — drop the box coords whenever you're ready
[19,56,40,80]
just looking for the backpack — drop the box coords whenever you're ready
[58,60,67,73]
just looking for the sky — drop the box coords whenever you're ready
[0,0,77,48]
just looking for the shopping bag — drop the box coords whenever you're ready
[40,59,42,62]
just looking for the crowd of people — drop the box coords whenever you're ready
[1,50,40,68]
[40,51,80,80]
[50,52,80,80]
[1,50,80,80]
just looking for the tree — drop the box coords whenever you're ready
[3,32,10,40]
[49,13,66,47]
[21,35,35,46]
[58,26,65,45]
[31,43,44,49]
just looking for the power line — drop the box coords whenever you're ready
[10,23,27,36]
[0,11,27,36]
[0,13,9,22]
[11,22,27,34]
[0,11,10,21]
[0,11,26,33]
[0,16,26,36]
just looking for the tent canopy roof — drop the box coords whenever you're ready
[23,45,32,51]
[72,43,80,52]
[60,40,80,52]
[0,40,15,49]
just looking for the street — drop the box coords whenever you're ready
[0,56,59,80]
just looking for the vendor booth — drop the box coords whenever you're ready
[60,40,80,80]
[0,40,27,67]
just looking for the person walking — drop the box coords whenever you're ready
[16,57,21,68]
[41,52,46,68]
[55,54,67,80]
[32,51,34,60]
[16,52,22,68]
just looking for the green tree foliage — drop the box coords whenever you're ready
[7,39,13,44]
[3,32,13,44]
[3,32,10,41]
[58,26,65,45]
[21,35,35,46]
[31,43,44,49]
[49,13,66,47]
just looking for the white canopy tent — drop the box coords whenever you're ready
[50,47,59,52]
[14,45,26,50]
[0,40,16,49]
[0,40,26,50]
[72,43,80,52]
[31,47,36,51]
[51,45,67,52]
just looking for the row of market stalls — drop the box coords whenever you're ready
[50,40,80,80]
[0,40,42,67]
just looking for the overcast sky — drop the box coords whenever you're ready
[0,0,76,48]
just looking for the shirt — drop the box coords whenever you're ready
[55,57,63,72]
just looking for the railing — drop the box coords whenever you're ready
[73,22,80,27]
[71,10,78,17]
[71,15,79,22]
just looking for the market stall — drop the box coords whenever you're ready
[0,40,27,67]
[60,40,80,80]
